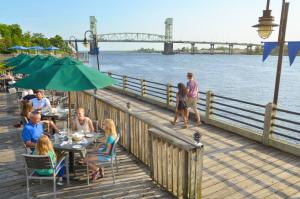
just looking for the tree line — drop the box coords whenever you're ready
[0,23,72,54]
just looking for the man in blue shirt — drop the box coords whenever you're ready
[22,111,44,149]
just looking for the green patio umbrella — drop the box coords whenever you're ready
[12,55,44,73]
[14,57,118,127]
[5,54,32,68]
[5,53,27,63]
[13,55,57,75]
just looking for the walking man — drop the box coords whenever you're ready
[186,72,201,126]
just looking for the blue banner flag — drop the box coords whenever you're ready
[263,42,278,62]
[288,41,300,66]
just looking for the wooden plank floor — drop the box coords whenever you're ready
[0,93,174,199]
[94,89,300,199]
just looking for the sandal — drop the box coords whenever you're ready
[195,121,202,127]
[170,121,176,125]
[99,167,104,178]
[91,169,100,181]
[78,159,84,165]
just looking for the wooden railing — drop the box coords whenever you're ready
[104,72,300,157]
[71,91,204,199]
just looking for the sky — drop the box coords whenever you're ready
[1,0,300,50]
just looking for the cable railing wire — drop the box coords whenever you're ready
[212,112,264,130]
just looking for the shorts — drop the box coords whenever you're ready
[186,97,198,109]
[177,100,187,111]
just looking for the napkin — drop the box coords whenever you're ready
[60,141,68,146]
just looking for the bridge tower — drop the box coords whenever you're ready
[163,18,174,55]
[89,16,98,55]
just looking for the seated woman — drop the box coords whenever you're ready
[14,100,33,128]
[20,101,60,134]
[72,108,94,132]
[84,119,118,181]
[34,135,65,185]
[21,101,33,124]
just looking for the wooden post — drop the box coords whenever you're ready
[262,102,276,145]
[76,92,79,109]
[166,83,172,107]
[148,131,154,178]
[93,89,98,121]
[273,1,289,105]
[126,103,131,153]
[141,79,146,96]
[195,146,204,199]
[123,75,128,91]
[205,91,213,123]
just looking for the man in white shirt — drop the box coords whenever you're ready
[31,90,51,111]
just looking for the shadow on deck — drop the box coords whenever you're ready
[96,89,300,199]
[0,93,174,199]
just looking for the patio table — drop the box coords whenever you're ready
[52,132,104,173]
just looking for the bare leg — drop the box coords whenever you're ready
[171,110,179,125]
[49,120,60,133]
[180,110,188,128]
[83,154,99,171]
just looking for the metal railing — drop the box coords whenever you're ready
[211,94,265,132]
[104,72,300,156]
[272,108,300,143]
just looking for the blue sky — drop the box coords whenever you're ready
[1,0,299,50]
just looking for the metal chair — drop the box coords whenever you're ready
[100,135,120,183]
[87,135,120,184]
[22,153,69,199]
[20,132,32,154]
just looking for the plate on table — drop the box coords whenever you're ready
[85,133,94,138]
[72,145,82,149]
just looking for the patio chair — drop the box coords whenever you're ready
[20,131,32,154]
[22,152,69,199]
[87,135,120,184]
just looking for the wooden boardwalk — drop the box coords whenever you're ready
[0,93,174,199]
[94,89,300,199]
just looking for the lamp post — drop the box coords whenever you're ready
[69,36,78,60]
[253,0,289,105]
[84,30,100,71]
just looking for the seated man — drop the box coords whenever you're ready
[31,90,51,112]
[22,111,44,150]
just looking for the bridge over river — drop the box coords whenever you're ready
[66,17,261,55]
[1,73,299,198]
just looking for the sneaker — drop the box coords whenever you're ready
[57,180,64,186]
[14,123,21,128]
[170,121,176,125]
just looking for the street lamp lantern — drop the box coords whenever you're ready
[252,0,289,105]
[84,30,100,71]
[83,37,88,48]
[252,0,278,39]
[69,36,79,60]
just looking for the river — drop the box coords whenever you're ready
[88,52,300,112]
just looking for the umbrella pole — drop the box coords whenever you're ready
[51,91,54,106]
[68,91,71,129]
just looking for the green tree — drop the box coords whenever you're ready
[30,33,50,47]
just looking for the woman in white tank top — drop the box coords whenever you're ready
[73,108,94,132]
